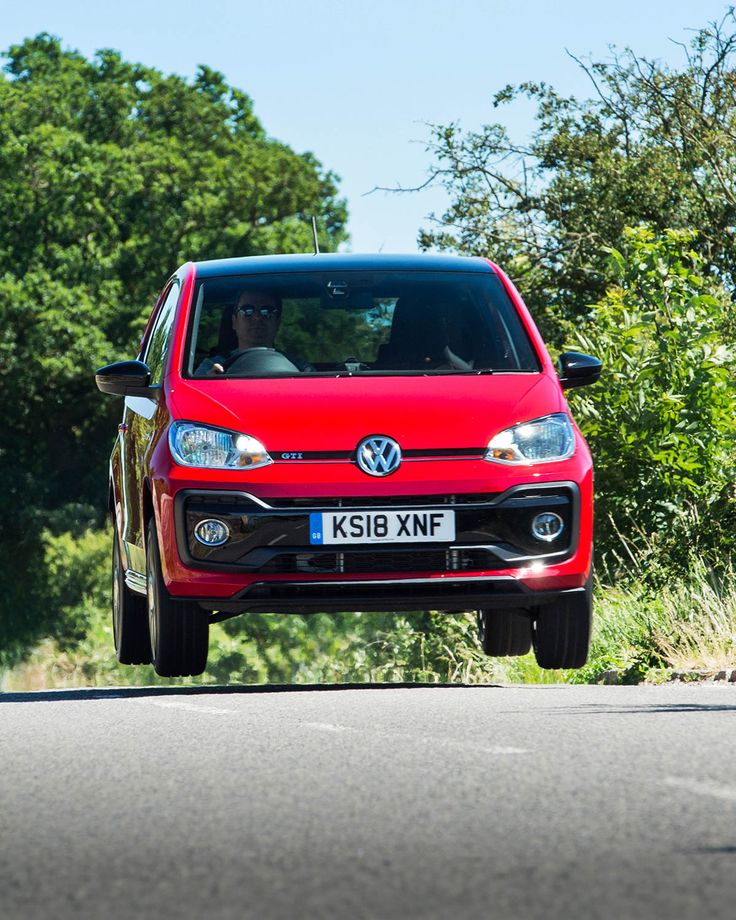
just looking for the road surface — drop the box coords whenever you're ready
[1,683,735,919]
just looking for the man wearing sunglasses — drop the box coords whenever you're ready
[232,290,282,349]
[196,288,299,375]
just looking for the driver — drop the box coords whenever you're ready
[232,288,282,350]
[196,289,295,375]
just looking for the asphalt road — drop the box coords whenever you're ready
[1,683,735,920]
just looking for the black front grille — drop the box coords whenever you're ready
[257,548,495,575]
[176,483,578,572]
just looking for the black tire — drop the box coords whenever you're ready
[112,523,152,665]
[146,518,209,677]
[531,582,592,669]
[477,608,532,656]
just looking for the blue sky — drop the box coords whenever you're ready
[2,1,732,252]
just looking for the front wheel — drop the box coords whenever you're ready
[476,608,532,656]
[146,518,209,677]
[531,583,592,670]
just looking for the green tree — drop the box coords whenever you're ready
[419,12,736,339]
[569,227,736,570]
[0,34,347,665]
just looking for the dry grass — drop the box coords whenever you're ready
[651,559,736,671]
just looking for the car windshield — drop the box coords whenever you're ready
[184,270,541,378]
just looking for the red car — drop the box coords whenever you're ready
[96,254,600,677]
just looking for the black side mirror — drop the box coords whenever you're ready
[95,360,154,397]
[558,352,602,389]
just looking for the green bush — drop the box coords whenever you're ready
[41,527,110,649]
[568,227,736,574]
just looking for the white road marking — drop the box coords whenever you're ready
[664,776,736,803]
[430,739,529,756]
[302,721,349,732]
[479,745,529,755]
[301,721,528,754]
[142,706,529,753]
[149,699,238,716]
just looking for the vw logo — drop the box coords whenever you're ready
[356,436,402,477]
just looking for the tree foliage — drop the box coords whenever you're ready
[0,35,347,665]
[420,11,736,335]
[416,12,736,579]
[569,227,736,569]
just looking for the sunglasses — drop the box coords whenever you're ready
[235,303,280,318]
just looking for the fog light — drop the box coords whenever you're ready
[194,519,229,546]
[531,512,564,542]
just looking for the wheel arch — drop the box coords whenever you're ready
[142,479,155,536]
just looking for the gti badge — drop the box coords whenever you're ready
[356,436,402,477]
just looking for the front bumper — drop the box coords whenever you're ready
[155,480,592,614]
[202,579,589,617]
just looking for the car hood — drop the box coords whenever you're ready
[168,373,563,452]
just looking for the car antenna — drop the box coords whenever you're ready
[311,216,320,255]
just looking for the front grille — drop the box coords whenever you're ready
[176,483,578,572]
[257,548,495,575]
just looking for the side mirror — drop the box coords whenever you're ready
[558,352,602,389]
[95,360,154,397]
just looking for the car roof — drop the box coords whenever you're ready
[191,252,496,279]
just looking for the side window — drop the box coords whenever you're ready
[144,282,180,384]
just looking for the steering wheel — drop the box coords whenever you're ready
[227,348,299,374]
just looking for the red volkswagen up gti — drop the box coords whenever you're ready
[96,253,600,677]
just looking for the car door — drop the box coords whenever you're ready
[120,279,181,574]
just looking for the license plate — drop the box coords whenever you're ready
[309,510,455,545]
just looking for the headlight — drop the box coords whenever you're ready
[169,422,273,470]
[484,413,575,464]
